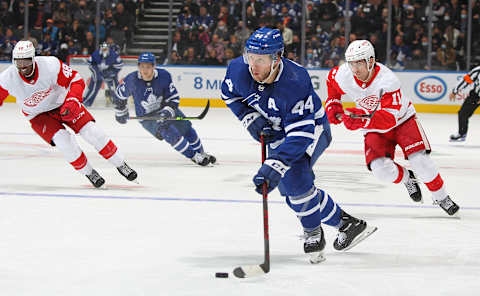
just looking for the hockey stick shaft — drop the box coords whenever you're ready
[128,100,210,121]
[232,135,270,278]
[260,134,270,273]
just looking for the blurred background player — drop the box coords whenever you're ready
[325,40,459,216]
[114,52,215,166]
[221,28,376,263]
[0,40,137,188]
[83,42,123,107]
[449,65,480,142]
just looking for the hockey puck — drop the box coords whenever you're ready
[215,272,229,278]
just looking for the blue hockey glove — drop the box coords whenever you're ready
[241,112,283,143]
[253,158,290,194]
[157,106,175,122]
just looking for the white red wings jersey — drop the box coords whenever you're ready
[326,62,416,133]
[0,56,84,120]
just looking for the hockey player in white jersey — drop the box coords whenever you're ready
[221,28,377,263]
[0,40,137,188]
[325,40,459,216]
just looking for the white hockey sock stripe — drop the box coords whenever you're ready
[288,188,317,205]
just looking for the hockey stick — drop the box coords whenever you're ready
[347,88,384,119]
[128,100,210,121]
[336,88,384,120]
[233,134,270,278]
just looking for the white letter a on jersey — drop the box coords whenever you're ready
[268,97,279,111]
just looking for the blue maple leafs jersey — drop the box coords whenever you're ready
[88,48,123,78]
[221,57,328,166]
[116,68,180,117]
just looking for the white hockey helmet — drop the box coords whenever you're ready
[12,40,36,76]
[13,40,36,60]
[345,40,375,62]
[345,40,375,73]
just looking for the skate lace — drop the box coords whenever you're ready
[88,170,101,182]
[193,152,207,163]
[405,178,418,195]
[336,232,347,245]
[300,229,322,246]
[438,197,454,209]
[118,163,133,175]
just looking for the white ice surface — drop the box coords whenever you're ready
[1,103,480,296]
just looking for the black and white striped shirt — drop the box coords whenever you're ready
[453,65,480,95]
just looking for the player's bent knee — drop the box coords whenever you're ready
[159,125,182,145]
[79,121,109,150]
[408,150,438,182]
[52,129,82,160]
[370,157,397,183]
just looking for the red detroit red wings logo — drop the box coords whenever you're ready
[355,94,379,111]
[24,86,54,107]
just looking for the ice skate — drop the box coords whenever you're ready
[449,133,466,142]
[404,170,423,203]
[86,169,105,188]
[303,226,326,264]
[191,152,210,166]
[117,162,138,183]
[436,196,460,216]
[333,211,377,251]
[203,152,216,164]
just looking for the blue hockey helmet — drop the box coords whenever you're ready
[245,27,284,57]
[138,52,156,65]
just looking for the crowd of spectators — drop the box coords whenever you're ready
[0,0,478,71]
[0,0,138,62]
[170,0,480,71]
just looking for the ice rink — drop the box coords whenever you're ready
[1,103,480,296]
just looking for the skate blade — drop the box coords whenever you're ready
[94,183,107,190]
[308,251,326,264]
[341,225,378,252]
[130,179,139,184]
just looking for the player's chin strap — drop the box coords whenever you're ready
[248,58,282,85]
[363,59,375,83]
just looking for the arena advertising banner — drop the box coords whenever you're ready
[0,62,470,113]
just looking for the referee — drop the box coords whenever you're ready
[449,65,480,142]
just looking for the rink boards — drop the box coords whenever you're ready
[0,61,472,114]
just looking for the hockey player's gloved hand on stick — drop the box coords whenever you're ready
[325,99,344,124]
[342,108,368,130]
[115,108,129,124]
[114,98,129,124]
[60,97,82,122]
[242,112,283,144]
[253,158,289,194]
[157,106,175,123]
[260,126,284,144]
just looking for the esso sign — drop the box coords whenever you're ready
[414,76,447,101]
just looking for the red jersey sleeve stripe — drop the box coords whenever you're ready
[0,84,10,106]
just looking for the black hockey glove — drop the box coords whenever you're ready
[114,98,128,124]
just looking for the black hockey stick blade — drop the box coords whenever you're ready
[129,100,210,121]
[233,262,269,278]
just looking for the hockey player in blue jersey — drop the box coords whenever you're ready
[83,42,123,107]
[221,28,376,263]
[114,52,216,166]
